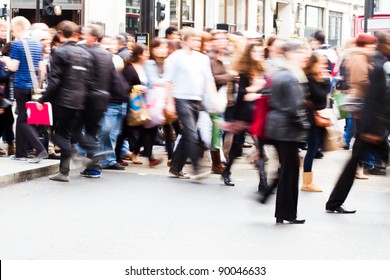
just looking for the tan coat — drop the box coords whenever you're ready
[344,47,374,99]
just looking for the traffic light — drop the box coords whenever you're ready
[156,1,166,22]
[42,0,55,16]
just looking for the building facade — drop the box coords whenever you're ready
[4,1,388,47]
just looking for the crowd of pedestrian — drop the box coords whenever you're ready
[0,16,389,224]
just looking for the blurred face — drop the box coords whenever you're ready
[152,42,169,59]
[212,32,228,52]
[287,48,311,68]
[41,35,52,54]
[126,36,135,51]
[186,35,202,51]
[81,27,95,45]
[0,26,7,40]
[101,37,119,54]
[312,56,328,76]
[140,49,150,62]
[250,46,265,62]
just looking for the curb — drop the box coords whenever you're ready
[0,161,60,188]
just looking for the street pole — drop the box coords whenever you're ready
[364,0,374,33]
[140,0,155,38]
[35,0,40,23]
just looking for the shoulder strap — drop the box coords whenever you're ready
[20,38,43,93]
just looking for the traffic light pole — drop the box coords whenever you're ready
[141,0,155,38]
[364,0,374,33]
[36,0,41,23]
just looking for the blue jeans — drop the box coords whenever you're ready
[343,115,354,148]
[303,124,323,172]
[100,103,127,168]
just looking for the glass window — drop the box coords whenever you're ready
[256,0,264,34]
[218,0,225,23]
[306,6,323,28]
[169,0,194,28]
[226,0,234,24]
[328,11,342,47]
[125,0,141,33]
[236,0,246,31]
[304,5,323,38]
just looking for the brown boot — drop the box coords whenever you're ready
[210,150,224,174]
[7,144,15,156]
[301,172,322,192]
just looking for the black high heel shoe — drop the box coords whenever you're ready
[276,218,305,224]
[221,170,235,186]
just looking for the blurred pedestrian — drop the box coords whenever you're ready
[220,41,266,186]
[301,53,331,192]
[37,20,94,182]
[325,31,390,214]
[164,28,217,179]
[1,16,48,162]
[265,39,311,224]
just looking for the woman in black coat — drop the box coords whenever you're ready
[265,40,310,224]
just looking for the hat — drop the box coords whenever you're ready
[355,33,377,47]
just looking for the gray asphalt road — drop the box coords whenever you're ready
[0,146,389,260]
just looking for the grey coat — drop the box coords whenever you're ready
[265,68,310,143]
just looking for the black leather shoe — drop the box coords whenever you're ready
[221,171,235,186]
[276,218,305,224]
[367,167,387,176]
[326,206,356,214]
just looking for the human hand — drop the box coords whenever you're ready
[36,102,44,111]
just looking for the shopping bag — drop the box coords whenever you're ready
[127,89,151,126]
[143,86,167,128]
[331,91,348,119]
[26,101,53,126]
[197,111,212,150]
[323,125,342,152]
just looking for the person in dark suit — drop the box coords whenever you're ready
[37,20,94,182]
[325,31,390,214]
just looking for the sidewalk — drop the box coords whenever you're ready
[0,157,59,188]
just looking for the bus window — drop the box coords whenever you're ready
[354,14,390,36]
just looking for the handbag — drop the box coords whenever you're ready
[313,110,331,127]
[163,107,178,124]
[127,88,151,126]
[21,39,45,101]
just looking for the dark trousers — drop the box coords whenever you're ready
[0,105,14,145]
[14,88,47,158]
[326,137,389,210]
[275,141,301,220]
[133,126,158,161]
[224,130,246,175]
[52,105,80,175]
[163,121,181,160]
[170,99,202,173]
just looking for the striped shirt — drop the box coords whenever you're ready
[10,38,43,90]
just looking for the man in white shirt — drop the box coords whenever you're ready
[164,28,217,179]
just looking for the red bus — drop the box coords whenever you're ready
[354,14,390,36]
